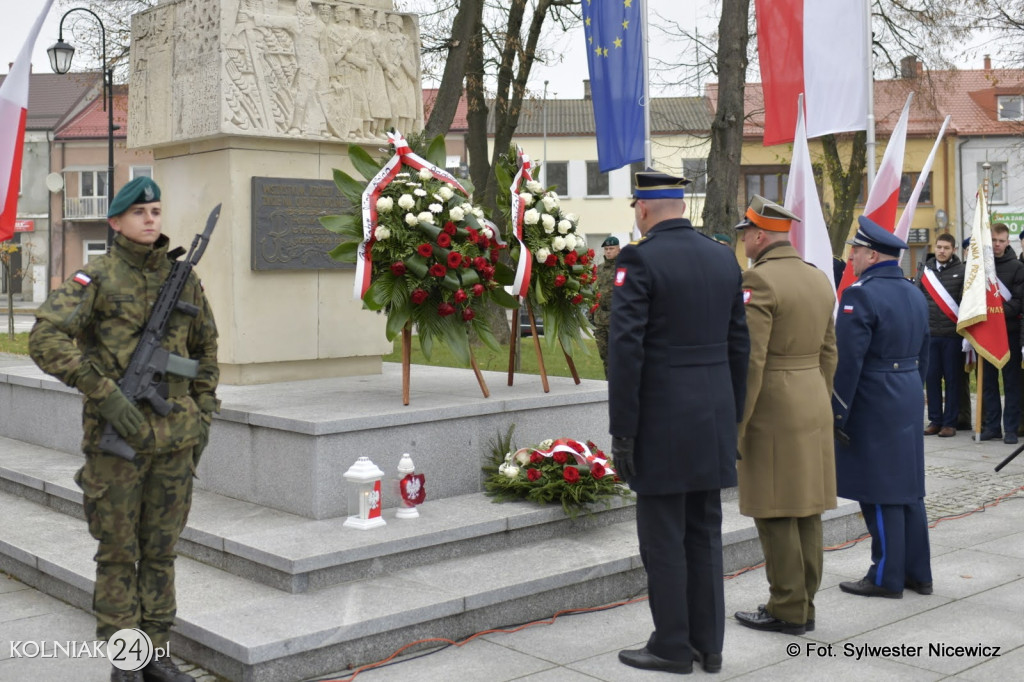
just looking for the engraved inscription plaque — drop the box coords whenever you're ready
[251,177,354,271]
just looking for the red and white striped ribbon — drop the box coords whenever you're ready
[354,130,470,299]
[513,438,617,478]
[921,268,959,324]
[506,148,534,299]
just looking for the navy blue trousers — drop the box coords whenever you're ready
[636,490,724,661]
[860,500,932,593]
[982,343,1022,435]
[926,337,962,427]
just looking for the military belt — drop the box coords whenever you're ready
[862,356,919,372]
[764,353,820,371]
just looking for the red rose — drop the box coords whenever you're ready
[390,261,407,277]
[417,243,434,258]
[473,256,488,270]
[591,265,598,276]
[545,254,558,267]
[437,233,452,248]
[438,302,456,317]
[572,294,583,305]
[472,283,485,297]
[527,468,542,482]
[429,263,447,277]
[466,228,479,243]
[588,303,599,314]
[530,452,544,465]
[563,467,580,484]
[443,221,457,235]
[587,249,595,258]
[552,451,568,464]
[454,288,468,303]
[411,288,429,305]
[565,251,578,265]
[490,248,501,264]
[554,275,567,288]
[591,462,606,479]
[483,266,496,280]
[462,308,475,321]
[447,252,463,268]
[581,255,590,265]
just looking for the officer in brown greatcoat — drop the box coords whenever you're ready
[731,195,838,636]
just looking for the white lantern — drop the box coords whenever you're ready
[343,457,386,530]
[395,453,422,520]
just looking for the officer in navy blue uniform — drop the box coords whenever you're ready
[833,216,933,599]
[609,170,749,675]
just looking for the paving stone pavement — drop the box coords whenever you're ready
[3,415,1023,681]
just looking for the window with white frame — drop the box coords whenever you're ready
[997,95,1023,122]
[80,170,108,199]
[83,240,107,264]
[586,161,609,196]
[682,158,708,195]
[543,161,568,196]
[130,166,153,180]
[978,161,1008,204]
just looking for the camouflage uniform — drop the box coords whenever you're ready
[594,256,617,377]
[29,233,219,648]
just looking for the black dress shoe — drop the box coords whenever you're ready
[142,655,194,682]
[618,647,693,674]
[735,605,806,635]
[905,579,934,595]
[979,430,1003,441]
[839,579,902,599]
[1005,433,1019,445]
[693,650,722,673]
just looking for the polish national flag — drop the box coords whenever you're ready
[836,94,913,298]
[0,0,57,242]
[958,189,1009,369]
[784,94,835,301]
[755,0,870,146]
[896,115,951,249]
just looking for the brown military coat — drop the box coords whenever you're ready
[737,242,838,518]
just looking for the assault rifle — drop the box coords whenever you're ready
[99,204,221,460]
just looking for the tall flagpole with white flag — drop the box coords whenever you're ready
[864,0,876,187]
[641,0,651,169]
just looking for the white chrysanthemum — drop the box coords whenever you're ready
[536,247,551,262]
[539,439,554,449]
[405,212,419,226]
[438,186,454,201]
[501,464,519,479]
[429,203,443,214]
[373,225,391,240]
[376,196,394,213]
[398,194,415,210]
[519,192,534,206]
[449,206,465,221]
[541,214,556,230]
[524,208,540,225]
[417,211,434,224]
[552,236,567,251]
[405,182,420,187]
[526,180,543,193]
[396,172,411,178]
[413,188,428,197]
[542,195,558,212]
[419,168,433,181]
[557,219,571,234]
[514,450,531,466]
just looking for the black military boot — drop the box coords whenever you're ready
[142,654,194,682]
[111,666,143,682]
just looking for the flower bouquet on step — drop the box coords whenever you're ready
[483,427,630,516]
[323,131,518,403]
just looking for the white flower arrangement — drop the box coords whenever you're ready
[449,206,465,221]
[419,168,433,181]
[557,219,571,234]
[404,213,419,226]
[535,247,551,262]
[438,185,454,201]
[417,211,435,224]
[398,194,415,210]
[524,208,540,225]
[542,195,559,212]
[414,188,428,197]
[526,180,543,193]
[374,225,391,240]
[541,213,556,231]
[376,196,394,213]
[552,235,567,251]
[519,192,534,206]
[429,203,443,214]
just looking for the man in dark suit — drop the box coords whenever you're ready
[919,233,966,437]
[609,170,750,675]
[833,216,932,599]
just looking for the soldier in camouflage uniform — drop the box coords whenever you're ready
[594,235,621,378]
[29,177,219,682]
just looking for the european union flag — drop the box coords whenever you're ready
[582,0,645,173]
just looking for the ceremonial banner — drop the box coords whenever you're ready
[755,0,869,146]
[784,94,835,298]
[0,0,56,242]
[582,0,644,172]
[958,189,1010,368]
[837,94,912,298]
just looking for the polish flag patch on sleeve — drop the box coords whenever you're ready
[742,289,752,304]
[614,268,627,286]
[842,304,854,314]
[73,272,92,286]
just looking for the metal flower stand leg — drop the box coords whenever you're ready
[402,325,412,406]
[507,307,520,387]
[469,344,490,398]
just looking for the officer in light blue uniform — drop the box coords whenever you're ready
[833,216,933,599]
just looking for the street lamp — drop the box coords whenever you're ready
[48,8,115,249]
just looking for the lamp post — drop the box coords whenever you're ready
[48,8,115,249]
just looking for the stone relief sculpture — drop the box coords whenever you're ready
[130,0,423,148]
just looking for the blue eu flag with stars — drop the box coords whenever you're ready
[582,0,645,173]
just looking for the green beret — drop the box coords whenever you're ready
[107,176,161,218]
[713,232,733,245]
[602,236,620,247]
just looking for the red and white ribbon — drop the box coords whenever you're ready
[506,147,534,299]
[921,268,959,324]
[513,438,616,479]
[354,130,470,299]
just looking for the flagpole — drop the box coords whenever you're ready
[864,0,876,188]
[641,0,651,168]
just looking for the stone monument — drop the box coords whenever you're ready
[129,0,424,384]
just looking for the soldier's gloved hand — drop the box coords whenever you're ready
[195,414,212,459]
[97,389,144,438]
[834,426,851,447]
[612,436,636,482]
